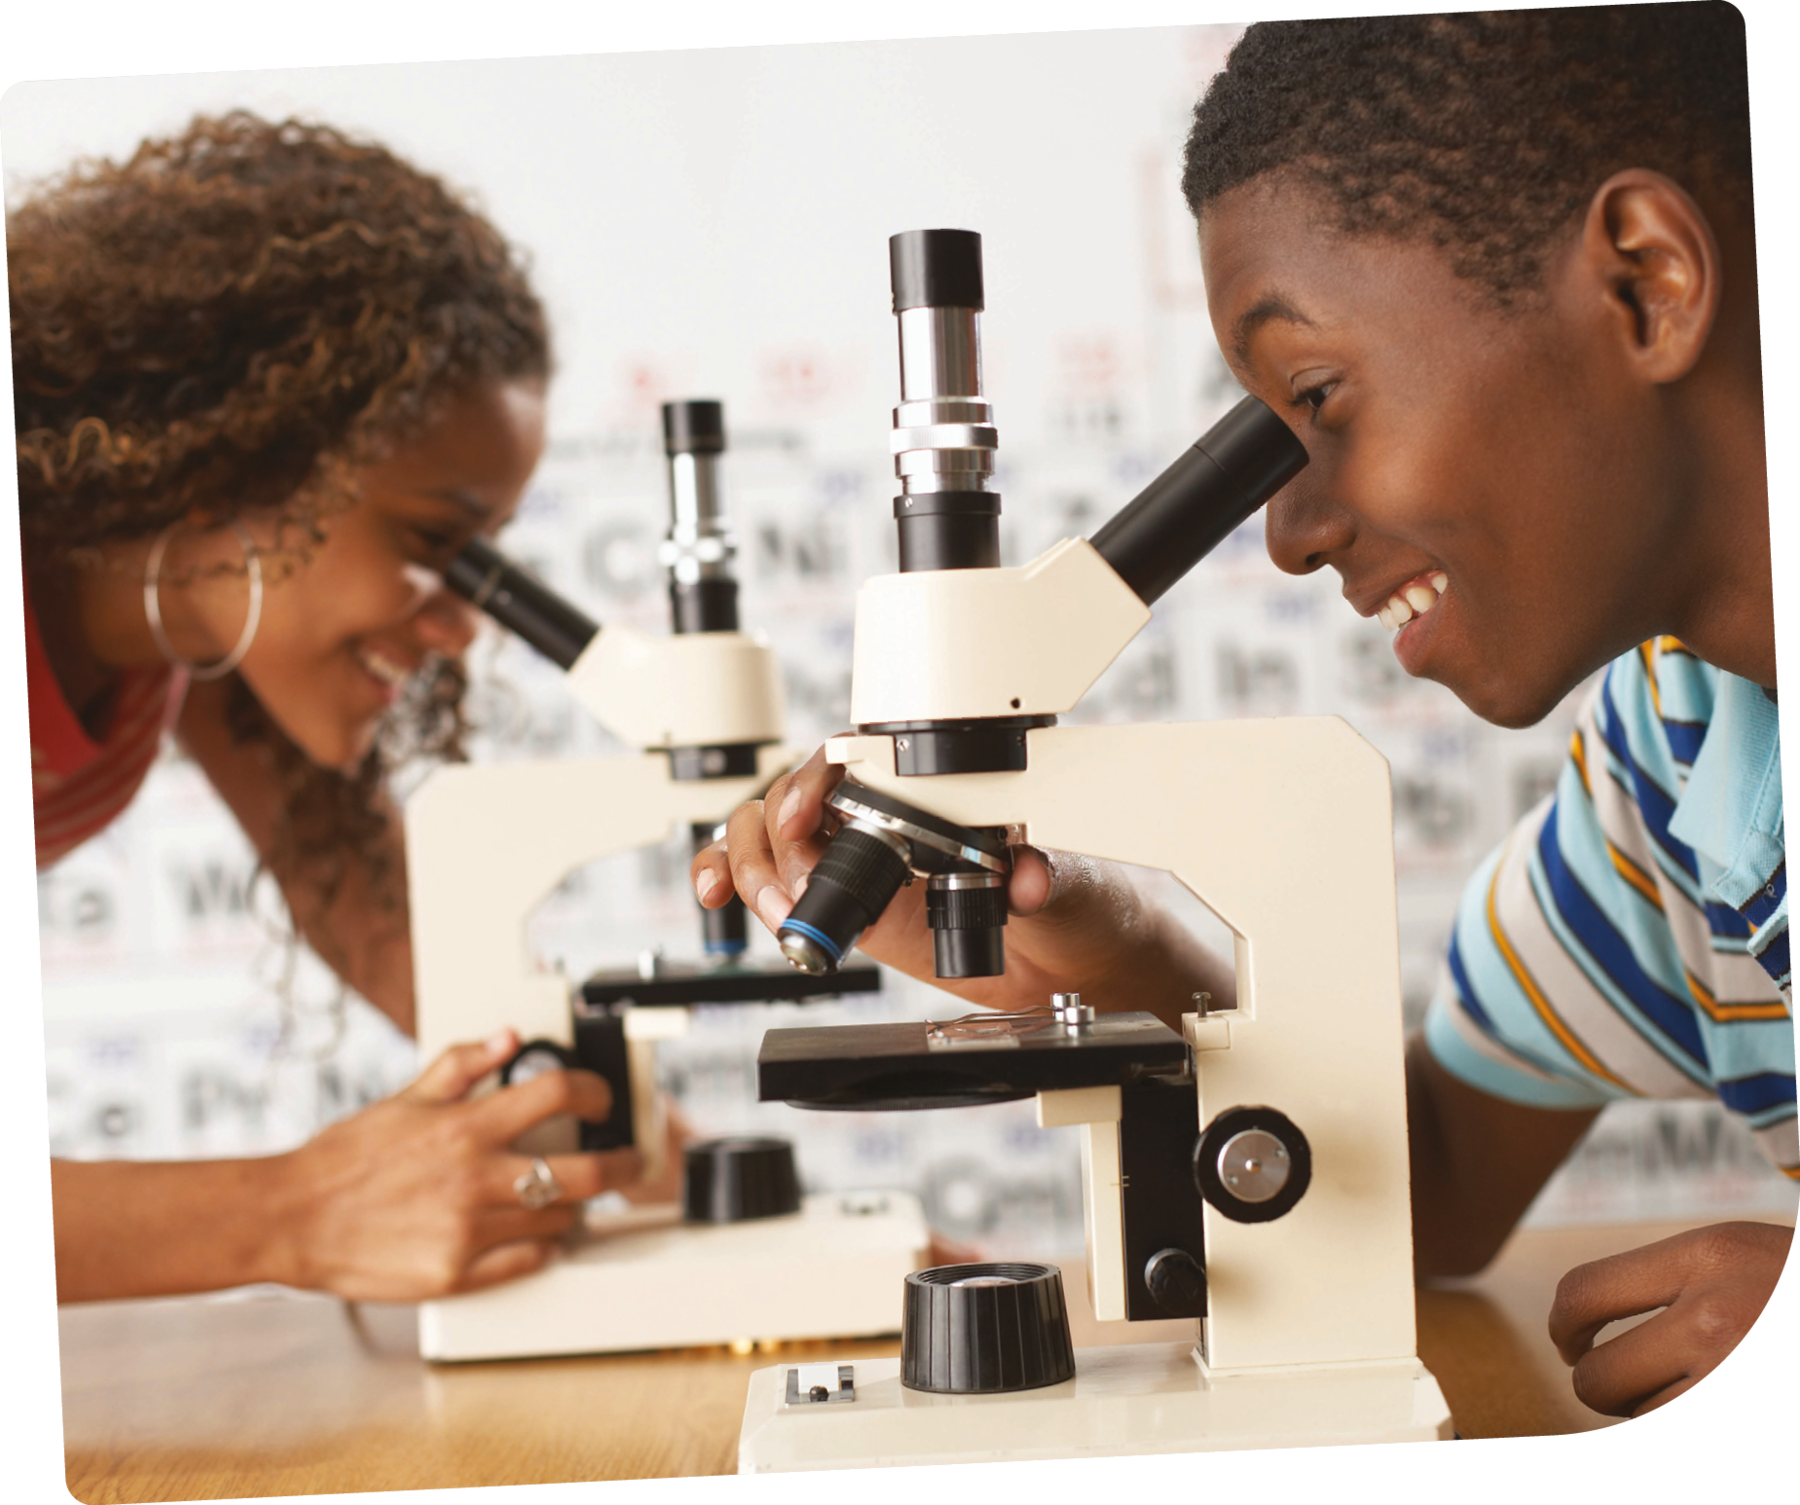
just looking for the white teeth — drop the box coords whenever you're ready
[1379,573,1447,633]
[358,648,412,688]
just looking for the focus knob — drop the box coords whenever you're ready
[1143,1247,1206,1317]
[1192,1105,1312,1224]
[901,1263,1075,1394]
[682,1137,801,1224]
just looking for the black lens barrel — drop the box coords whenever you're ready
[894,490,1002,573]
[778,826,912,974]
[926,876,1007,978]
[1090,395,1309,607]
[444,537,599,671]
[671,577,740,634]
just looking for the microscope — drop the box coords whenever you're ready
[735,233,1451,1468]
[407,399,928,1363]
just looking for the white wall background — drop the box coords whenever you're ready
[9,23,1794,1254]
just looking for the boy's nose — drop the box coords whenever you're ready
[1263,474,1357,576]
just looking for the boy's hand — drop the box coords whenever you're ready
[688,744,1234,1023]
[1547,1220,1794,1416]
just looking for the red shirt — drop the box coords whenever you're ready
[25,583,187,868]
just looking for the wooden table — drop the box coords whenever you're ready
[60,1217,1762,1501]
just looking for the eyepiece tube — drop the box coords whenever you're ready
[888,229,1000,572]
[661,399,741,635]
[1090,395,1309,607]
[444,537,599,671]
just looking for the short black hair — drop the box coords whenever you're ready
[1182,4,1753,305]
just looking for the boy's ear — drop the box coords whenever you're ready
[1578,169,1722,384]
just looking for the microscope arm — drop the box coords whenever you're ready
[409,745,796,1057]
[826,719,1417,1372]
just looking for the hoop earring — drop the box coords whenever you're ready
[143,520,264,681]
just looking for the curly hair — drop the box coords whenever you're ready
[1182,4,1753,306]
[9,111,550,914]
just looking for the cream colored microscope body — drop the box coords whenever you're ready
[738,534,1450,1464]
[408,579,926,1363]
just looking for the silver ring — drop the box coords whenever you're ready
[143,520,264,681]
[513,1156,563,1211]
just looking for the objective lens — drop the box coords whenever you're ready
[926,870,1007,978]
[777,825,911,975]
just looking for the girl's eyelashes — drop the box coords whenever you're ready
[406,522,460,559]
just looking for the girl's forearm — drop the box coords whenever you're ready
[51,1155,303,1302]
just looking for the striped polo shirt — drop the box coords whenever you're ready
[1424,638,1796,1178]
[25,584,186,869]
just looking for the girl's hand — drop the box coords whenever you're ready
[689,745,1233,1022]
[1547,1220,1794,1416]
[275,1029,643,1301]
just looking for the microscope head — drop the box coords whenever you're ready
[774,229,1310,985]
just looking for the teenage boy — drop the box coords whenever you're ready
[695,4,1792,1419]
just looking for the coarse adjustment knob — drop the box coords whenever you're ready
[1191,1105,1312,1224]
[901,1263,1076,1394]
[498,1038,577,1085]
[682,1137,802,1224]
[1143,1247,1207,1318]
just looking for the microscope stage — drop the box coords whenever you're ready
[759,1009,1188,1110]
[738,1343,1453,1471]
[418,1190,928,1362]
[580,957,882,1010]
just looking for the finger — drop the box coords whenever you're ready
[402,1029,518,1105]
[1628,1374,1702,1417]
[691,835,735,909]
[467,1067,615,1144]
[726,796,791,934]
[475,1204,580,1247]
[1549,1241,1689,1364]
[766,751,842,897]
[927,1233,983,1265]
[492,1148,646,1205]
[1566,1308,1690,1417]
[771,745,846,844]
[1007,845,1054,916]
[451,1238,555,1294]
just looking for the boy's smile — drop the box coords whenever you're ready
[1196,172,1759,728]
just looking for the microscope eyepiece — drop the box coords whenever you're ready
[659,398,740,636]
[888,229,999,573]
[444,536,599,671]
[1089,394,1309,607]
[889,228,985,313]
[662,398,727,457]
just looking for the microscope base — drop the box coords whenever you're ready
[737,1342,1452,1471]
[420,1191,929,1362]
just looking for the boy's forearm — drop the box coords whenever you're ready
[1405,1033,1600,1278]
[51,1156,304,1302]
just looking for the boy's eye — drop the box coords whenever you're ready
[409,524,457,556]
[1297,381,1336,414]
